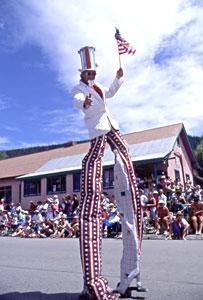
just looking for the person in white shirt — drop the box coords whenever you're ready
[73,46,142,300]
[139,189,148,207]
[158,189,167,207]
[0,198,5,212]
[101,193,110,211]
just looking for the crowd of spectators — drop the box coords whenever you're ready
[139,176,203,240]
[0,175,203,240]
[0,194,80,238]
[0,192,122,239]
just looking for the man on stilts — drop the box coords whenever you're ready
[72,31,147,299]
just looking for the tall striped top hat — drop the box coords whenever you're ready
[78,46,98,72]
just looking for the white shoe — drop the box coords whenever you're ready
[115,270,140,295]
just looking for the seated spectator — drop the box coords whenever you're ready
[42,220,55,237]
[0,198,5,212]
[52,198,59,218]
[16,210,26,225]
[185,182,193,201]
[158,189,167,207]
[65,195,73,220]
[101,193,110,211]
[194,185,202,198]
[59,215,72,238]
[15,203,22,213]
[169,181,176,196]
[10,212,19,231]
[60,196,69,213]
[46,198,55,220]
[37,222,50,238]
[0,210,8,234]
[189,195,203,235]
[32,210,44,224]
[145,195,156,224]
[70,214,79,238]
[152,190,159,208]
[171,196,185,215]
[11,224,24,237]
[8,203,17,214]
[139,189,148,208]
[36,201,44,212]
[21,217,35,238]
[155,200,170,235]
[43,199,49,211]
[29,201,37,214]
[72,194,79,215]
[157,175,167,191]
[103,203,121,238]
[169,211,190,240]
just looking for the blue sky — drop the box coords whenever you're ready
[0,0,203,150]
[0,45,68,145]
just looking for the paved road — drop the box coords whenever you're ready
[0,237,203,300]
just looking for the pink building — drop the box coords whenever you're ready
[0,123,201,208]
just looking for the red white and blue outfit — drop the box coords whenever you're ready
[72,46,143,300]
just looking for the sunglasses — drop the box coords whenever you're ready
[86,71,96,76]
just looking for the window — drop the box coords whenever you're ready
[24,179,41,196]
[47,175,66,194]
[103,168,114,189]
[175,170,180,180]
[0,186,12,203]
[73,172,81,192]
[177,137,180,147]
[186,174,190,181]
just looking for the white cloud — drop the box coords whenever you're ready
[5,0,203,137]
[0,137,9,145]
[43,109,88,140]
[3,125,18,132]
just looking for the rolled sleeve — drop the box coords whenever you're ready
[105,77,123,99]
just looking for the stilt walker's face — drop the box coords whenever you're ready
[81,70,96,85]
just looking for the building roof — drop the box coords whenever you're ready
[18,136,176,179]
[0,123,184,179]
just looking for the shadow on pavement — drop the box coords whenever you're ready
[0,292,147,300]
[0,292,80,300]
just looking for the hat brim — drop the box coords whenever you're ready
[78,64,98,73]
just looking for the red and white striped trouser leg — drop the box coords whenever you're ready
[106,128,143,253]
[79,135,116,300]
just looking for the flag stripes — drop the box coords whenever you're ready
[115,28,136,55]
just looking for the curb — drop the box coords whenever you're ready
[143,234,203,240]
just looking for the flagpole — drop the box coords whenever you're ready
[115,27,136,69]
[115,27,121,68]
[118,53,121,68]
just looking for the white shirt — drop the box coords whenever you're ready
[158,194,167,206]
[72,77,123,139]
[140,194,148,207]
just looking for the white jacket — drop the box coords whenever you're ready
[72,77,123,139]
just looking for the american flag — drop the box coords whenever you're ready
[115,28,136,55]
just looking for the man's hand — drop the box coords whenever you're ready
[83,93,93,109]
[116,68,124,79]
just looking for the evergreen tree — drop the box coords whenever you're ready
[196,141,203,167]
[0,152,8,160]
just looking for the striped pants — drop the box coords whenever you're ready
[79,127,142,300]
